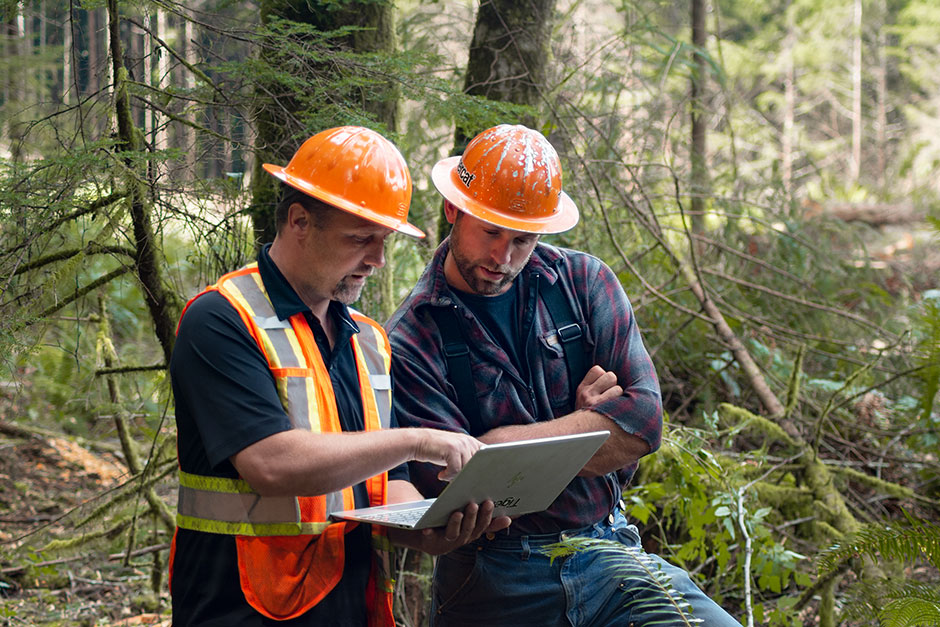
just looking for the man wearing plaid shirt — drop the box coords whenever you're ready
[386,125,739,626]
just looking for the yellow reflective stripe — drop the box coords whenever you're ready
[351,323,392,431]
[176,513,332,537]
[179,470,253,494]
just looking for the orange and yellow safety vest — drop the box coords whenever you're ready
[171,263,394,624]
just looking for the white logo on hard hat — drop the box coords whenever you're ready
[456,161,475,188]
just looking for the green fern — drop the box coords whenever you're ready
[817,518,940,572]
[881,586,940,627]
[817,517,940,626]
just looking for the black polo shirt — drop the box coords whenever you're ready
[170,244,406,627]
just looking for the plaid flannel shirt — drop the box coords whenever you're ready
[385,240,663,534]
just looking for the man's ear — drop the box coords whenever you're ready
[443,200,459,225]
[286,202,309,232]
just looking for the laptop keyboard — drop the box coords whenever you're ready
[353,506,430,526]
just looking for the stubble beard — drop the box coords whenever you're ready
[332,271,370,305]
[450,242,526,296]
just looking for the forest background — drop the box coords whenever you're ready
[0,0,938,625]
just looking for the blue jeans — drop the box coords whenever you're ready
[430,510,740,626]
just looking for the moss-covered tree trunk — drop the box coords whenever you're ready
[107,0,180,364]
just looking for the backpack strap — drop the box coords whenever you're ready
[427,305,483,431]
[539,276,588,403]
[428,271,588,430]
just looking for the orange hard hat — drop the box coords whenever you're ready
[263,126,425,238]
[431,124,578,234]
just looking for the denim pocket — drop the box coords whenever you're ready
[432,547,481,616]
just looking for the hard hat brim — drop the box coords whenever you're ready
[431,156,579,235]
[263,163,426,239]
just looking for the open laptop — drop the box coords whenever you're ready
[331,430,609,530]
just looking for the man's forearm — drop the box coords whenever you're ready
[233,429,425,497]
[478,410,650,476]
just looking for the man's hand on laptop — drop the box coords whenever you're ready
[411,428,483,481]
[387,500,512,555]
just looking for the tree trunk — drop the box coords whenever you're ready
[249,0,400,247]
[62,4,72,104]
[439,0,557,244]
[875,0,887,191]
[689,0,708,238]
[20,4,30,109]
[143,13,153,143]
[154,8,169,175]
[248,0,401,320]
[3,5,22,154]
[183,11,196,181]
[782,5,795,201]
[850,0,862,182]
[88,7,99,97]
[107,0,179,364]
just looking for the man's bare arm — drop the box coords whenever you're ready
[232,428,482,497]
[477,365,650,476]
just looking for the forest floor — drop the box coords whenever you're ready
[0,426,171,626]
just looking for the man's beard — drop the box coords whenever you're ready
[450,236,527,296]
[332,273,369,304]
[454,256,517,295]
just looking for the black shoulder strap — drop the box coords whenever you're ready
[427,305,483,430]
[540,277,588,402]
[428,273,588,428]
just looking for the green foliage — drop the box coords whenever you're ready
[817,518,940,573]
[817,518,940,626]
[913,287,940,424]
[628,424,811,621]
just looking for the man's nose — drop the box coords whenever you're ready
[364,238,386,269]
[490,239,512,266]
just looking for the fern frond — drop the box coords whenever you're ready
[544,538,703,625]
[879,595,940,627]
[817,519,940,573]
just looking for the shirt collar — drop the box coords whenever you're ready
[257,243,360,334]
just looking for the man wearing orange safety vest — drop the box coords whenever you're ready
[169,126,510,626]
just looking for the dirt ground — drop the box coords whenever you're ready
[0,427,171,626]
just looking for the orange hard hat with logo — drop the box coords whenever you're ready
[431,124,579,234]
[263,126,425,238]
